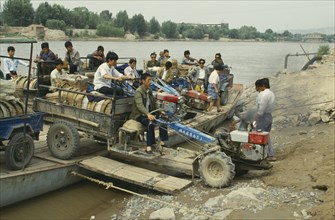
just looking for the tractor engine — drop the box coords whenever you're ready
[181,89,212,110]
[154,92,186,117]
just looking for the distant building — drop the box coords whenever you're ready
[303,32,323,42]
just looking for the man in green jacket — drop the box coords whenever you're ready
[129,73,168,153]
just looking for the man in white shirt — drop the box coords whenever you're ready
[50,58,68,88]
[124,58,140,87]
[93,52,133,96]
[256,78,276,161]
[188,58,209,92]
[3,46,29,80]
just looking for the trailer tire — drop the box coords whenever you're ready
[5,132,34,170]
[220,89,229,106]
[199,152,235,187]
[47,120,80,160]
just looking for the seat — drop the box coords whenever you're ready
[119,120,146,150]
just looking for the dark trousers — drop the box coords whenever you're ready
[97,86,124,96]
[137,115,168,146]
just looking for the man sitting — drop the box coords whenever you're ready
[129,73,168,153]
[93,51,132,96]
[88,45,105,70]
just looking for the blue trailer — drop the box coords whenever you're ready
[0,112,45,170]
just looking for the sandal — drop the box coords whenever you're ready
[217,109,223,112]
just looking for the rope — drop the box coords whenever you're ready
[71,171,216,219]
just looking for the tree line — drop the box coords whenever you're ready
[1,0,334,42]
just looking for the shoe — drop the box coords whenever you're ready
[217,109,223,112]
[145,146,153,154]
[266,156,277,161]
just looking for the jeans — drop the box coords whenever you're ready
[137,115,168,146]
[256,113,274,157]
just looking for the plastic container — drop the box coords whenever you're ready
[249,131,269,144]
[230,130,249,142]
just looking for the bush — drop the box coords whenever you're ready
[317,45,330,56]
[97,22,124,37]
[45,19,66,31]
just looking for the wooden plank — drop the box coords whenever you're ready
[109,147,196,175]
[79,156,192,194]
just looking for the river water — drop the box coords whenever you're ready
[1,41,330,85]
[0,41,331,219]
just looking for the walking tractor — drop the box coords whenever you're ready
[114,90,272,188]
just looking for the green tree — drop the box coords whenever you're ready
[148,17,160,34]
[99,10,112,21]
[238,25,259,39]
[35,2,52,25]
[161,20,178,38]
[45,19,66,31]
[115,10,129,31]
[2,0,34,26]
[128,14,147,37]
[228,29,239,39]
[70,7,91,28]
[51,4,71,25]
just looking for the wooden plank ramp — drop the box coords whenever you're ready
[79,156,192,194]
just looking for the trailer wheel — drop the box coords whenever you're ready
[220,89,229,106]
[5,132,34,170]
[199,152,235,187]
[47,120,80,160]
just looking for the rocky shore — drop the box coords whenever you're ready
[97,51,334,220]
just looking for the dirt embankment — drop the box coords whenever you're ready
[112,52,335,220]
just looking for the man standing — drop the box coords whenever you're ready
[256,78,276,161]
[35,42,57,75]
[64,41,81,74]
[93,51,132,96]
[129,73,168,153]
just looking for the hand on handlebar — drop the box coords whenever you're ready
[147,113,156,121]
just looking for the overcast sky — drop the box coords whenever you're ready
[29,0,334,32]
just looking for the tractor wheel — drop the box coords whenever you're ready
[5,132,34,170]
[199,152,235,187]
[47,120,80,160]
[220,89,229,106]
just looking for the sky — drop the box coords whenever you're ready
[28,0,335,32]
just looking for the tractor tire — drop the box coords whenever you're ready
[5,132,34,170]
[199,151,235,187]
[47,120,80,160]
[220,89,229,106]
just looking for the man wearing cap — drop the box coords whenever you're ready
[35,42,57,75]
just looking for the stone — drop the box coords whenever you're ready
[149,207,175,220]
[213,209,233,220]
[308,111,321,125]
[298,130,308,135]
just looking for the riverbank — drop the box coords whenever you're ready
[0,26,270,42]
[99,51,334,220]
